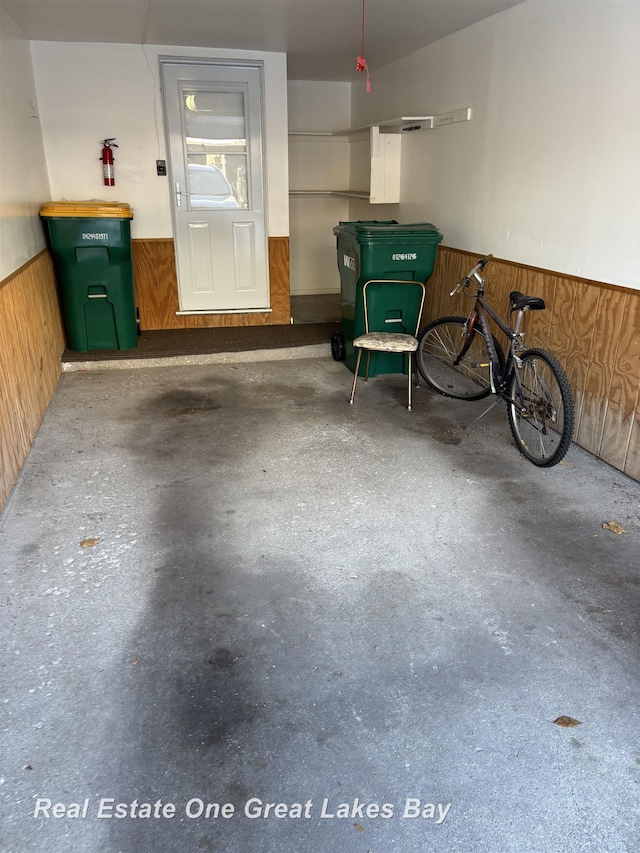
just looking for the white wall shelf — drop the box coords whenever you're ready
[288,109,472,137]
[290,190,370,199]
[289,125,402,204]
[288,110,472,203]
[289,116,432,137]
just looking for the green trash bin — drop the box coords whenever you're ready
[40,201,138,352]
[332,220,443,376]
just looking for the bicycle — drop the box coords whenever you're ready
[415,255,575,467]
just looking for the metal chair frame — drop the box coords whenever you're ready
[349,278,426,411]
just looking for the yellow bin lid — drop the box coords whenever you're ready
[40,201,133,219]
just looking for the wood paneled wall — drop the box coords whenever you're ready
[0,250,66,508]
[132,237,290,329]
[424,247,640,481]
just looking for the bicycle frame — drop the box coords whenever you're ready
[454,271,529,410]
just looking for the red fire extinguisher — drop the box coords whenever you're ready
[100,138,118,186]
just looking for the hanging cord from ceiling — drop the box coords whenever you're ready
[356,0,371,92]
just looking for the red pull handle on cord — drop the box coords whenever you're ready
[356,0,371,92]
[356,55,371,93]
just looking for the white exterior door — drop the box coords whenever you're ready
[161,61,269,313]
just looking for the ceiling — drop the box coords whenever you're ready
[1,0,524,80]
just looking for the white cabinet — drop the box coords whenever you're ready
[369,129,402,204]
[289,111,471,204]
[339,125,402,203]
[289,120,416,204]
[289,124,403,204]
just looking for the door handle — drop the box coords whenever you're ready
[175,182,190,207]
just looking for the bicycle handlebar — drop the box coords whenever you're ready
[450,254,493,296]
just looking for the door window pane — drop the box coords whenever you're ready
[183,90,248,209]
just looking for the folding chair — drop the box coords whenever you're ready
[349,278,426,411]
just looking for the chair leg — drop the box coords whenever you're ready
[407,353,413,411]
[350,349,363,404]
[365,351,371,382]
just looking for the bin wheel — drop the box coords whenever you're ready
[136,308,142,336]
[331,332,346,361]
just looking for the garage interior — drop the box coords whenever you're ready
[1,1,639,851]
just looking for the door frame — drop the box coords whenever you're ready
[159,56,270,314]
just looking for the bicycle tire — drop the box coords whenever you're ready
[416,316,504,401]
[507,348,574,467]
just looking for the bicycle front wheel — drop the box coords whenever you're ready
[507,348,574,467]
[416,316,499,401]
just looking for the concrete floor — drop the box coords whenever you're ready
[1,355,639,853]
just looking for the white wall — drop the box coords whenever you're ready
[288,81,352,294]
[30,42,289,239]
[349,0,640,289]
[0,9,51,281]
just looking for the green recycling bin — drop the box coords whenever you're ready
[40,201,138,352]
[332,220,443,376]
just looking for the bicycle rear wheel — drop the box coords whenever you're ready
[507,348,574,467]
[416,316,501,401]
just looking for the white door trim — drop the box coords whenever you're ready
[160,57,270,313]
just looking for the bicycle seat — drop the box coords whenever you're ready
[509,291,545,312]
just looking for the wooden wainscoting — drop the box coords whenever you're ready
[0,250,66,508]
[132,237,290,330]
[424,247,640,481]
